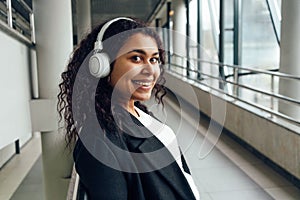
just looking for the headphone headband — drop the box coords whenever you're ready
[94,17,134,50]
[89,17,134,78]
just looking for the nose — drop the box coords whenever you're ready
[141,60,155,75]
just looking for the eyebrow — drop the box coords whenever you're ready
[127,49,159,56]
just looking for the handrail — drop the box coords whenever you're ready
[168,53,300,125]
[0,18,33,47]
[224,68,279,79]
[66,166,80,200]
[168,68,300,125]
[66,166,88,200]
[172,53,300,80]
[170,61,300,106]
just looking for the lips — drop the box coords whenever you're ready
[132,79,154,88]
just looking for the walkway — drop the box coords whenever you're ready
[2,95,300,200]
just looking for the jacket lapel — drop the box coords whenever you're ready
[120,114,195,199]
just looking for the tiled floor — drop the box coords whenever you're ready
[9,155,44,200]
[0,133,42,200]
[1,96,300,200]
[148,96,300,200]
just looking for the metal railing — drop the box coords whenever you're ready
[0,0,35,44]
[169,53,300,125]
[67,166,88,200]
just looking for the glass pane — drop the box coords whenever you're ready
[241,0,280,69]
[239,0,281,110]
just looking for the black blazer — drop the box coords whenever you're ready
[74,112,196,200]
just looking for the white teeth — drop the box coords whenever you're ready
[133,81,152,86]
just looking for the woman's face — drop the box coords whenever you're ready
[110,33,161,103]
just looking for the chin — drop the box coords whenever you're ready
[133,94,152,102]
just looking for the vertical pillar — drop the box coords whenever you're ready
[185,0,190,77]
[233,0,242,96]
[218,0,225,89]
[33,0,74,199]
[197,0,202,79]
[155,18,160,28]
[6,0,13,28]
[172,0,187,75]
[233,0,242,66]
[76,0,92,42]
[218,0,224,64]
[155,18,160,34]
[279,0,300,120]
[167,1,172,70]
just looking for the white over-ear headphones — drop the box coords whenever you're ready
[89,17,134,78]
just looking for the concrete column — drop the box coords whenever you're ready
[33,0,73,199]
[76,0,92,41]
[278,0,300,120]
[172,0,187,75]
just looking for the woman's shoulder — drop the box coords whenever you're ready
[73,122,133,167]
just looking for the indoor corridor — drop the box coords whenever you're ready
[1,95,300,200]
[0,1,300,199]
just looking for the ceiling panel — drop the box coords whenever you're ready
[90,0,162,26]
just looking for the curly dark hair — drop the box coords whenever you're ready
[57,17,167,147]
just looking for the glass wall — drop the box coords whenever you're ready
[188,0,220,87]
[187,0,281,109]
[160,0,283,116]
[239,0,281,108]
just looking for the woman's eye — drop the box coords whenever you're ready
[150,57,160,64]
[131,56,142,63]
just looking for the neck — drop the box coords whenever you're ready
[117,100,139,118]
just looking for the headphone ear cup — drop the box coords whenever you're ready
[89,52,111,78]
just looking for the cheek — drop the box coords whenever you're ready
[109,70,120,87]
[110,66,135,87]
[155,66,161,80]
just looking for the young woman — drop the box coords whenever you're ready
[58,17,200,200]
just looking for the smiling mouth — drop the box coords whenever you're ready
[132,80,153,87]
